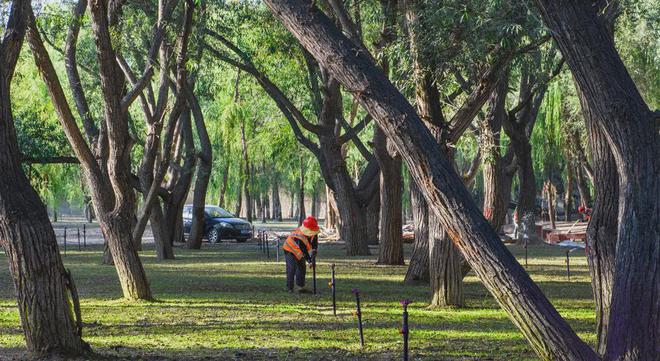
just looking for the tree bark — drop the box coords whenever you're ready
[263,2,599,358]
[375,128,404,265]
[575,165,591,207]
[0,1,88,354]
[534,3,659,358]
[481,75,515,232]
[564,164,573,222]
[240,118,252,222]
[429,222,464,307]
[186,86,213,249]
[162,110,196,246]
[217,163,229,207]
[404,178,430,283]
[585,113,618,356]
[272,175,282,221]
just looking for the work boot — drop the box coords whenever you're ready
[286,288,294,293]
[294,286,312,294]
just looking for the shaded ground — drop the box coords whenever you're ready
[0,231,596,360]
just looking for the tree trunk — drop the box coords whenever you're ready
[0,2,87,352]
[546,181,557,229]
[375,128,404,265]
[262,191,269,222]
[272,175,282,221]
[585,113,618,356]
[325,186,338,231]
[536,4,660,358]
[263,2,599,358]
[162,110,196,246]
[310,187,318,218]
[365,186,380,246]
[241,119,252,222]
[256,190,263,220]
[428,221,464,307]
[98,216,152,300]
[289,190,295,219]
[564,165,573,222]
[575,165,591,207]
[514,143,538,243]
[217,163,229,207]
[234,177,243,217]
[481,76,514,232]
[150,203,174,260]
[404,178,430,283]
[186,89,212,249]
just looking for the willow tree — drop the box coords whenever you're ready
[204,26,379,256]
[0,0,87,355]
[25,0,174,300]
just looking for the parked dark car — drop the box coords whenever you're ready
[182,205,252,243]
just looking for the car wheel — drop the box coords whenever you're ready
[207,228,220,244]
[236,238,248,243]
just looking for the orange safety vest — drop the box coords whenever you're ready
[283,228,312,260]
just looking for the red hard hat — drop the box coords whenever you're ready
[303,216,320,232]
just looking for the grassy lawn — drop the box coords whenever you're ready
[0,239,596,360]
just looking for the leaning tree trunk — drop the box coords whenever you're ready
[0,2,87,351]
[535,3,660,359]
[404,178,430,283]
[375,128,404,265]
[263,2,600,358]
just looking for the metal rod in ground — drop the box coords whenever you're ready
[77,227,81,251]
[353,288,364,347]
[312,257,317,294]
[259,231,263,252]
[276,237,280,262]
[330,264,336,316]
[83,224,86,247]
[400,300,411,361]
[266,234,270,258]
[524,238,528,269]
[566,250,571,280]
[64,227,67,257]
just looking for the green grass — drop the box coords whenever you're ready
[0,240,596,360]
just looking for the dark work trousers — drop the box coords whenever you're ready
[285,251,307,290]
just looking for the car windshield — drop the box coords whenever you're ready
[205,206,234,218]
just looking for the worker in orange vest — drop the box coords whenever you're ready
[283,216,320,293]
